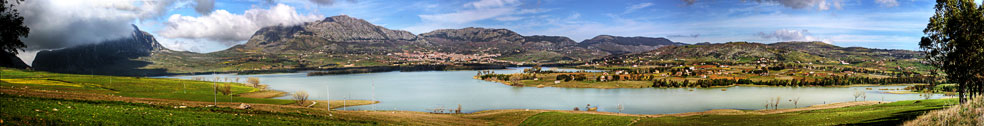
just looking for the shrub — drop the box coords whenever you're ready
[219,84,232,96]
[247,77,260,87]
[556,74,571,82]
[292,90,309,106]
[905,95,983,126]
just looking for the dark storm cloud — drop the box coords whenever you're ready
[13,0,215,50]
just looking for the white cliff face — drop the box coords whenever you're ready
[242,15,425,53]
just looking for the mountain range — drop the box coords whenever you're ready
[591,41,929,73]
[22,15,924,76]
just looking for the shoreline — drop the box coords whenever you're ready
[0,85,906,116]
[477,77,925,89]
[99,63,584,77]
[0,82,956,125]
[517,100,891,117]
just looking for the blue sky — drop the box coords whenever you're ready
[16,0,969,55]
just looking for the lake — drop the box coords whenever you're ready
[165,67,944,114]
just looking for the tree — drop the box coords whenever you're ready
[0,0,29,68]
[920,0,984,103]
[854,90,865,101]
[219,83,233,102]
[1,0,28,55]
[293,90,309,106]
[247,77,260,88]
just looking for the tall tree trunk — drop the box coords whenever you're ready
[960,81,966,103]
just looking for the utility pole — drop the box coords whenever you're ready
[327,86,332,116]
[372,79,376,111]
[213,72,217,106]
[343,93,348,111]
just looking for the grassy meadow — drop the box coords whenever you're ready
[0,68,292,104]
[0,67,962,125]
[0,94,372,125]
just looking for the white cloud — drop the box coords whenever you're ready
[875,0,899,8]
[15,0,156,50]
[567,13,581,20]
[755,29,830,43]
[15,50,39,66]
[517,8,551,14]
[309,0,337,5]
[746,0,842,10]
[465,0,518,9]
[409,0,526,33]
[418,0,521,23]
[624,2,654,14]
[306,0,358,6]
[158,4,322,46]
[155,38,233,53]
[13,0,215,51]
[494,16,523,21]
[418,8,515,24]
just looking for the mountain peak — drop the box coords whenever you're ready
[581,35,674,46]
[31,26,169,76]
[242,15,419,52]
[578,35,680,54]
[322,15,362,23]
[420,27,523,42]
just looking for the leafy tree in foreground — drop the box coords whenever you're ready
[0,0,29,68]
[920,0,984,103]
[0,0,27,55]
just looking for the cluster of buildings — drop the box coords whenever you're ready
[389,51,504,64]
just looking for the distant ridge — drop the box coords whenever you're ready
[595,41,922,65]
[578,35,688,54]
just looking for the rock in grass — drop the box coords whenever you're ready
[238,103,251,109]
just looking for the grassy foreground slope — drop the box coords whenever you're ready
[0,94,371,125]
[0,68,291,104]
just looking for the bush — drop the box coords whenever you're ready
[247,77,260,87]
[219,84,232,96]
[556,74,572,82]
[905,95,983,126]
[292,91,309,106]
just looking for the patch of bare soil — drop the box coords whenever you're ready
[234,90,286,98]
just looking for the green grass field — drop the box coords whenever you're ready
[0,67,961,125]
[520,98,958,126]
[0,68,291,104]
[0,94,371,125]
[520,112,637,126]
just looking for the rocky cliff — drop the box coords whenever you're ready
[238,15,425,54]
[32,26,168,76]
